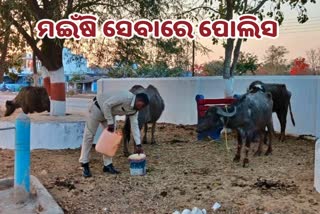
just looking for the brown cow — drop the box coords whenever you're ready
[5,86,50,116]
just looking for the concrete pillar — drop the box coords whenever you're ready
[14,113,31,192]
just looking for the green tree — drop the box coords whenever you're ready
[0,0,173,115]
[263,45,289,74]
[0,0,80,115]
[306,48,320,74]
[0,27,10,83]
[264,45,289,65]
[113,37,147,67]
[0,18,25,83]
[137,62,184,77]
[182,0,315,95]
[235,52,259,75]
[65,1,194,71]
[203,60,224,76]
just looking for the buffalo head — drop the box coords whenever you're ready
[196,106,237,133]
[4,100,16,116]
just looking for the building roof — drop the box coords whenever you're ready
[71,75,102,84]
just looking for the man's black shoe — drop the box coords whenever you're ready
[103,164,120,174]
[81,163,92,177]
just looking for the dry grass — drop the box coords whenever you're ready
[1,123,319,214]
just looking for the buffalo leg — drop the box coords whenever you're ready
[243,134,252,167]
[265,123,273,155]
[233,132,242,162]
[263,130,268,145]
[151,122,157,145]
[277,110,287,142]
[142,123,148,144]
[123,117,131,157]
[254,131,263,156]
[123,139,130,157]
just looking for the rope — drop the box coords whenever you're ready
[224,126,230,151]
[224,105,230,152]
[223,105,235,170]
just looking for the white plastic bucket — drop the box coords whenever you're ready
[128,154,146,176]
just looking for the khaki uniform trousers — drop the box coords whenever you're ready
[79,102,116,166]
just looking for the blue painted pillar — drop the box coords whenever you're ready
[14,113,31,192]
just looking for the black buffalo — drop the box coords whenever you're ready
[197,91,274,167]
[248,80,295,141]
[123,85,165,156]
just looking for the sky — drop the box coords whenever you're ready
[195,1,320,64]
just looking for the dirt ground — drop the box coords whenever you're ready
[1,123,319,214]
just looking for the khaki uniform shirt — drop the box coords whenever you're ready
[97,91,141,145]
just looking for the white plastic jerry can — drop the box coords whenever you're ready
[315,138,320,193]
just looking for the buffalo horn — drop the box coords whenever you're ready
[216,106,237,117]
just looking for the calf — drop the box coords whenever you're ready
[5,86,50,116]
[123,85,165,156]
[248,80,295,141]
[197,91,274,167]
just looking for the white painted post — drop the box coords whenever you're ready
[224,77,234,98]
[49,67,66,116]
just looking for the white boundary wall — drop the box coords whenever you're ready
[98,76,320,137]
[0,121,103,150]
[1,76,319,149]
[1,76,319,192]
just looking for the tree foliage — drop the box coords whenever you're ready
[290,57,310,75]
[306,48,320,74]
[203,60,224,76]
[182,0,316,79]
[235,52,259,75]
[107,62,184,78]
[137,62,184,77]
[64,0,197,70]
[262,45,290,74]
[264,45,289,65]
[0,8,25,82]
[0,0,174,70]
[1,0,316,82]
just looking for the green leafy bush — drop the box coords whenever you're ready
[136,63,184,78]
[107,65,138,78]
[108,62,184,78]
